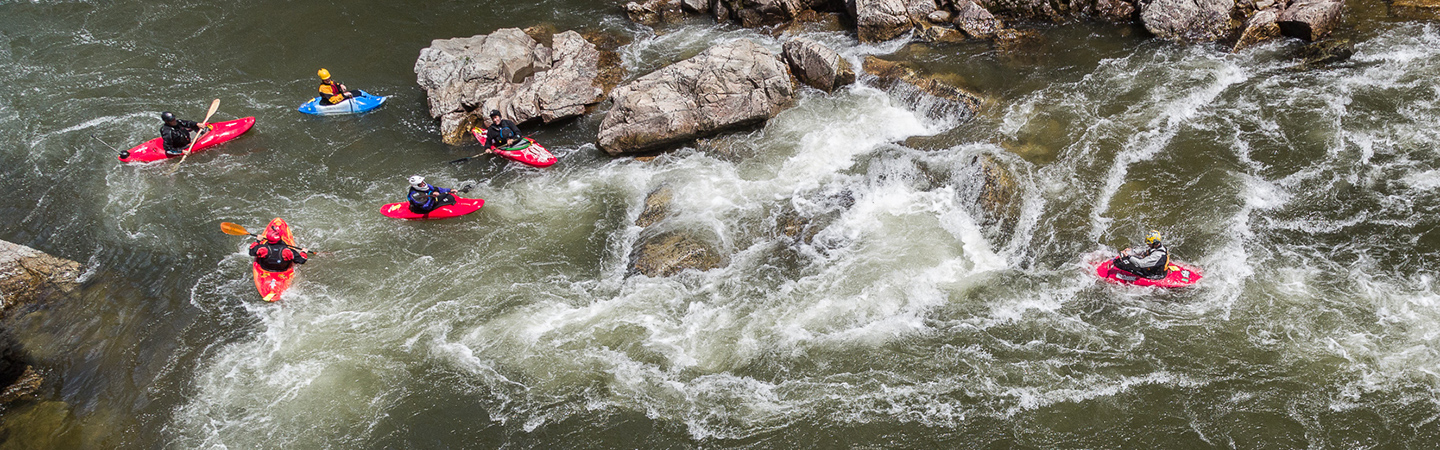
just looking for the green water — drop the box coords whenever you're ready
[3,0,1440,448]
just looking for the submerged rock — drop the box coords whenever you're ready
[955,154,1021,241]
[598,39,795,155]
[1291,38,1354,70]
[1139,0,1239,42]
[414,28,612,144]
[627,230,727,277]
[862,56,983,120]
[1390,0,1440,20]
[1278,0,1345,41]
[0,240,81,409]
[636,185,675,228]
[783,37,857,92]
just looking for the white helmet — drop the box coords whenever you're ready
[408,175,426,189]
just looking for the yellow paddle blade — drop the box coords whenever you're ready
[220,222,252,236]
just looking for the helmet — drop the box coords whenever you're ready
[317,68,331,80]
[489,109,502,118]
[160,111,176,122]
[264,223,284,243]
[408,175,426,189]
[1144,230,1162,246]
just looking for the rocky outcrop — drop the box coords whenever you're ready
[855,0,937,42]
[1139,0,1238,42]
[1278,0,1344,41]
[636,185,675,228]
[953,0,1003,39]
[1232,9,1280,52]
[1391,0,1440,20]
[626,0,687,25]
[783,37,856,92]
[597,39,795,155]
[415,28,613,144]
[0,240,82,410]
[714,0,833,27]
[628,231,726,277]
[862,56,983,120]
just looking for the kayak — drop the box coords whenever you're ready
[252,217,299,302]
[118,117,256,164]
[470,126,556,168]
[1095,258,1203,288]
[380,197,485,220]
[297,90,387,115]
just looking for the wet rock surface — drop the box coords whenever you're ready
[862,56,983,121]
[0,240,81,411]
[415,28,612,144]
[783,37,857,92]
[598,39,795,155]
[1233,9,1281,52]
[1139,0,1239,42]
[1278,0,1344,41]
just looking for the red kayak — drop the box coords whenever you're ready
[380,197,485,220]
[470,126,556,168]
[119,117,256,164]
[253,217,298,302]
[1095,258,1203,288]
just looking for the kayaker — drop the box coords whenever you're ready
[317,68,355,105]
[159,111,210,157]
[407,176,457,214]
[483,110,523,152]
[1114,230,1169,279]
[249,222,308,272]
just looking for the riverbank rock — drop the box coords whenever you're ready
[598,39,795,155]
[953,0,1003,39]
[1391,0,1440,19]
[626,0,687,25]
[1139,0,1239,42]
[0,240,81,410]
[1232,9,1281,51]
[862,56,983,120]
[783,37,856,92]
[855,0,937,42]
[1278,0,1344,41]
[415,28,612,144]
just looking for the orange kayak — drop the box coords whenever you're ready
[252,217,298,302]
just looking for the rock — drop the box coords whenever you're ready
[715,0,821,27]
[771,10,850,35]
[953,0,1003,39]
[1291,38,1353,70]
[682,0,713,13]
[627,231,726,277]
[1139,0,1239,42]
[626,0,687,25]
[415,29,612,144]
[927,9,953,22]
[862,56,983,120]
[1391,0,1440,20]
[1278,0,1344,41]
[783,37,857,92]
[855,0,921,42]
[0,240,81,313]
[636,185,675,228]
[1093,0,1138,21]
[0,365,40,405]
[916,23,971,43]
[958,154,1020,240]
[598,39,796,155]
[1232,9,1281,52]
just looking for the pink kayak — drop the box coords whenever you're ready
[470,126,556,168]
[380,197,485,220]
[119,117,256,163]
[1095,258,1203,288]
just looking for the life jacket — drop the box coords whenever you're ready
[1134,244,1169,279]
[251,242,302,272]
[318,80,346,105]
[487,120,520,147]
[408,186,441,213]
[159,120,197,151]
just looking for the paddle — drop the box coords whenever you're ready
[168,98,220,174]
[220,222,314,255]
[448,129,531,165]
[91,134,125,158]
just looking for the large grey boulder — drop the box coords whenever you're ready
[953,0,1003,39]
[783,37,856,93]
[597,39,796,155]
[1278,0,1344,41]
[1139,0,1239,42]
[415,29,609,144]
[855,0,935,42]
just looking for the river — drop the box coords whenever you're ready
[2,0,1439,448]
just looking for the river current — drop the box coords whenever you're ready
[2,0,1439,448]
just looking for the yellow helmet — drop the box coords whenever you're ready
[1144,230,1162,246]
[317,68,331,80]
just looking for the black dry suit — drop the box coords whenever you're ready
[407,185,456,214]
[485,119,522,149]
[160,119,202,155]
[1116,244,1169,279]
[249,241,307,272]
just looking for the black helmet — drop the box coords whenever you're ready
[488,110,501,118]
[160,111,176,122]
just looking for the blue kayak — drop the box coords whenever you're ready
[297,90,387,115]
